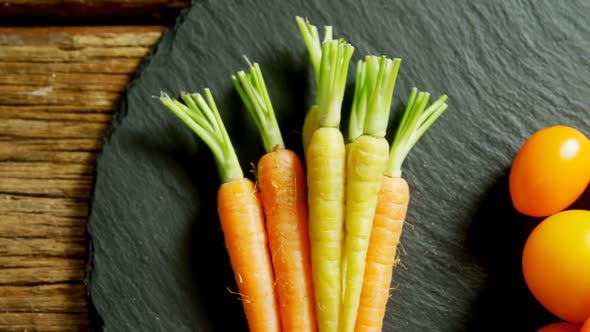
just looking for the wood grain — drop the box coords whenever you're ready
[0,1,187,25]
[0,284,88,312]
[0,313,88,331]
[0,26,166,330]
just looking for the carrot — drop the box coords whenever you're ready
[295,17,333,158]
[159,89,280,332]
[354,88,448,332]
[233,62,317,332]
[302,104,320,158]
[340,55,401,332]
[354,175,409,332]
[298,18,355,330]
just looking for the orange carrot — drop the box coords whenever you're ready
[354,176,409,332]
[258,150,316,331]
[218,178,281,332]
[233,63,316,331]
[355,88,448,332]
[159,89,280,332]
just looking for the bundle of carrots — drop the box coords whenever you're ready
[158,17,448,332]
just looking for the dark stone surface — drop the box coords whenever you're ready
[86,0,590,331]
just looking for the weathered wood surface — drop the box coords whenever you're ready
[0,26,166,331]
[0,1,187,25]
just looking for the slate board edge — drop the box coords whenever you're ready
[84,3,196,331]
[81,1,590,330]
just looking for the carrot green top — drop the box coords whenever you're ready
[159,89,244,183]
[387,88,448,178]
[296,16,355,129]
[348,55,401,141]
[296,16,333,82]
[232,62,284,153]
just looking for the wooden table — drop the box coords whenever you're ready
[0,2,186,330]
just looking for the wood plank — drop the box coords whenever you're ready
[0,72,129,85]
[0,194,89,218]
[0,88,120,107]
[0,73,129,92]
[0,137,102,153]
[0,150,97,164]
[0,111,112,122]
[0,27,164,49]
[0,266,85,285]
[0,59,143,74]
[0,162,93,178]
[0,284,88,313]
[0,1,186,26]
[3,0,183,5]
[0,26,166,37]
[0,45,150,62]
[0,238,86,257]
[0,214,86,238]
[0,194,88,238]
[0,177,92,198]
[0,257,86,286]
[0,313,88,331]
[0,151,96,164]
[0,257,85,291]
[0,105,117,113]
[0,118,109,138]
[0,139,99,163]
[0,256,84,268]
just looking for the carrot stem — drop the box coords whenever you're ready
[295,16,333,80]
[348,60,366,141]
[232,62,285,152]
[296,17,336,157]
[317,39,355,128]
[364,57,401,137]
[349,56,401,141]
[387,89,448,177]
[296,16,353,130]
[159,90,244,183]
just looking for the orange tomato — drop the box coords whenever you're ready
[582,317,590,332]
[509,125,590,217]
[536,322,582,332]
[522,210,590,323]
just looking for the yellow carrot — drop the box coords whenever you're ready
[296,16,333,158]
[302,104,319,156]
[340,55,401,332]
[306,125,346,332]
[298,17,355,331]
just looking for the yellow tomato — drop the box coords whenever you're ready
[509,125,590,217]
[522,210,590,323]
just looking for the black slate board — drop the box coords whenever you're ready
[86,1,590,331]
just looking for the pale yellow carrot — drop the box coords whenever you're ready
[297,16,355,331]
[340,55,401,332]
